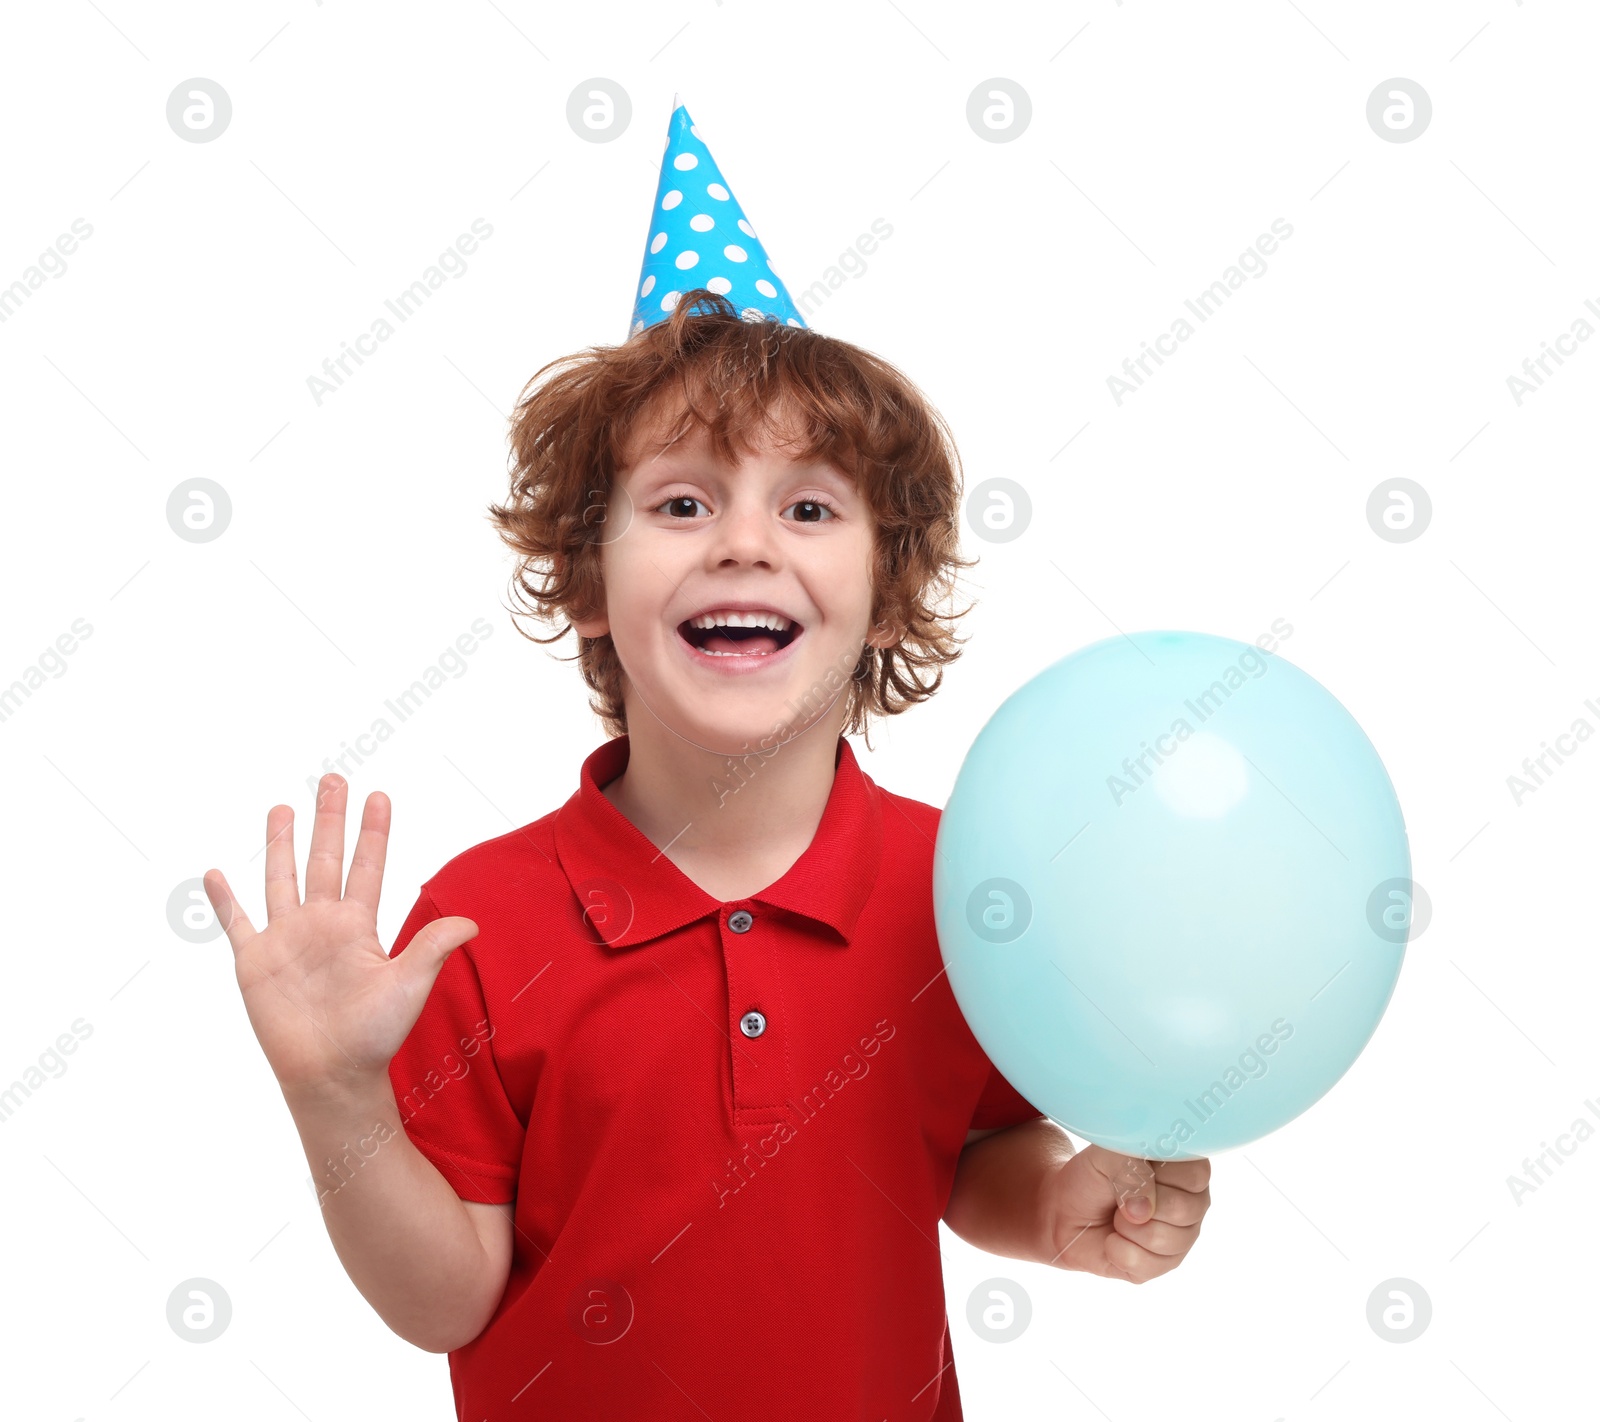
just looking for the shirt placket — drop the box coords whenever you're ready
[720,901,791,1127]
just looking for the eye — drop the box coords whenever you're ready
[654,494,708,519]
[652,492,841,523]
[785,498,839,524]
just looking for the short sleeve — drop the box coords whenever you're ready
[387,887,525,1205]
[969,1057,1044,1132]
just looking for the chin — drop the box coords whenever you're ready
[635,669,847,759]
[671,696,813,757]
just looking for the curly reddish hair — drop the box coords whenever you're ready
[486,288,976,744]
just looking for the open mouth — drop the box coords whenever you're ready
[676,611,802,659]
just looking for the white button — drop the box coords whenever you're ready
[739,1010,767,1038]
[728,909,754,933]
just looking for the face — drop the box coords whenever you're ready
[572,409,894,755]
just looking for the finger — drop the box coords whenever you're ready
[1104,1229,1190,1284]
[263,804,300,922]
[390,916,480,1006]
[1112,1209,1202,1258]
[1106,1153,1158,1223]
[203,869,258,955]
[343,791,391,916]
[1139,1180,1210,1228]
[305,774,349,904]
[1152,1157,1211,1193]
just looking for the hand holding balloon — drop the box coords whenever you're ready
[1042,1148,1212,1284]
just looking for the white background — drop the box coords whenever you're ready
[2,1,1596,1418]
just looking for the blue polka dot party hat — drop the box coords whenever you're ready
[629,96,808,337]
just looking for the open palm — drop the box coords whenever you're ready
[204,774,479,1100]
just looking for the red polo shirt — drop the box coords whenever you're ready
[387,733,1043,1421]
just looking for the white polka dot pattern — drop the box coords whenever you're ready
[627,101,809,338]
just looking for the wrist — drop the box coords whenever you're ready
[282,1074,405,1209]
[281,1069,398,1126]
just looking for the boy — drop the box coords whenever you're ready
[204,103,1209,1420]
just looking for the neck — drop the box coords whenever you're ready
[601,694,850,892]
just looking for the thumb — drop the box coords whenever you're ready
[391,916,480,1000]
[1091,1146,1157,1223]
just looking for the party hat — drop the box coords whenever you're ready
[628,96,808,337]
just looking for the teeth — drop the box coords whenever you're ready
[689,609,792,632]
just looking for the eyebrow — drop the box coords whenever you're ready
[634,448,856,490]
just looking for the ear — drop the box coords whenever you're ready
[865,617,899,650]
[571,596,610,639]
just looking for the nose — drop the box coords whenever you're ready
[707,493,781,569]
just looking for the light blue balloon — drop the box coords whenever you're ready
[934,630,1411,1161]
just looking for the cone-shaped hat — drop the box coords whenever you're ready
[629,96,808,337]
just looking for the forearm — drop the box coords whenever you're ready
[943,1116,1074,1265]
[286,1074,503,1352]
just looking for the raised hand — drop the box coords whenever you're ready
[203,774,479,1101]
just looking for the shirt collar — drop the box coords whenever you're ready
[553,733,883,950]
